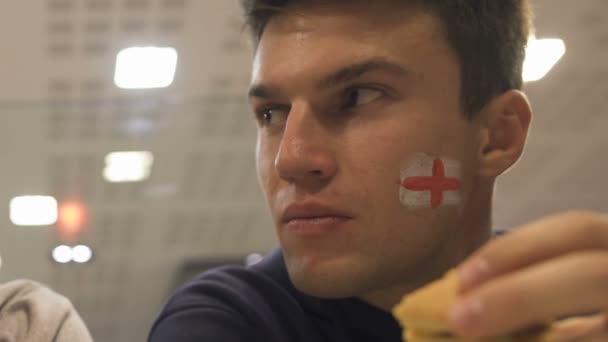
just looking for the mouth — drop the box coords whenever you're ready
[284,216,352,234]
[281,203,354,236]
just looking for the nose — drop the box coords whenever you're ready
[274,103,337,187]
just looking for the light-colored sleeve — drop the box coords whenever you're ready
[0,279,93,342]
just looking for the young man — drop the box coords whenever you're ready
[149,1,608,340]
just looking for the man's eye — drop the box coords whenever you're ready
[262,109,273,123]
[344,88,383,108]
[255,107,288,126]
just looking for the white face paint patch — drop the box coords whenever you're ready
[399,153,463,209]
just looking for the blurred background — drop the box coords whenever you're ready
[0,0,605,341]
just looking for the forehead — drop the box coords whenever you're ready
[251,2,451,85]
[264,1,434,37]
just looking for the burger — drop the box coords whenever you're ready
[392,270,550,341]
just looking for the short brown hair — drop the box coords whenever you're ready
[240,0,533,118]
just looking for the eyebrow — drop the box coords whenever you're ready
[316,58,410,89]
[247,58,410,100]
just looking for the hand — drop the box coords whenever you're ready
[446,211,608,340]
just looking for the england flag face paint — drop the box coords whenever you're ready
[399,153,463,209]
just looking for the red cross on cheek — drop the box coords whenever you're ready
[400,158,463,209]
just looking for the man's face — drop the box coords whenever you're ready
[249,3,483,301]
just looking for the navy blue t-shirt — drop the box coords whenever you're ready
[149,248,403,341]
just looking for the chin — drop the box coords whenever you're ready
[284,254,373,299]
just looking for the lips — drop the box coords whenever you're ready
[281,202,352,222]
[280,202,353,234]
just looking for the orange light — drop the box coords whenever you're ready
[58,202,86,239]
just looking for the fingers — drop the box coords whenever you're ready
[458,211,608,292]
[541,314,608,341]
[448,251,608,338]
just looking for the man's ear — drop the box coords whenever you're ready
[477,90,532,178]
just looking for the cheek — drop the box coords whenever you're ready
[399,153,464,210]
[256,135,276,191]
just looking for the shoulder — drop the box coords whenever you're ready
[149,249,323,342]
[0,279,93,342]
[158,249,296,317]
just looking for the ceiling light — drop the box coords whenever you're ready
[59,202,86,231]
[114,46,178,89]
[103,151,154,183]
[72,245,93,263]
[10,196,58,226]
[52,245,94,264]
[58,201,87,239]
[52,245,73,264]
[523,37,566,82]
